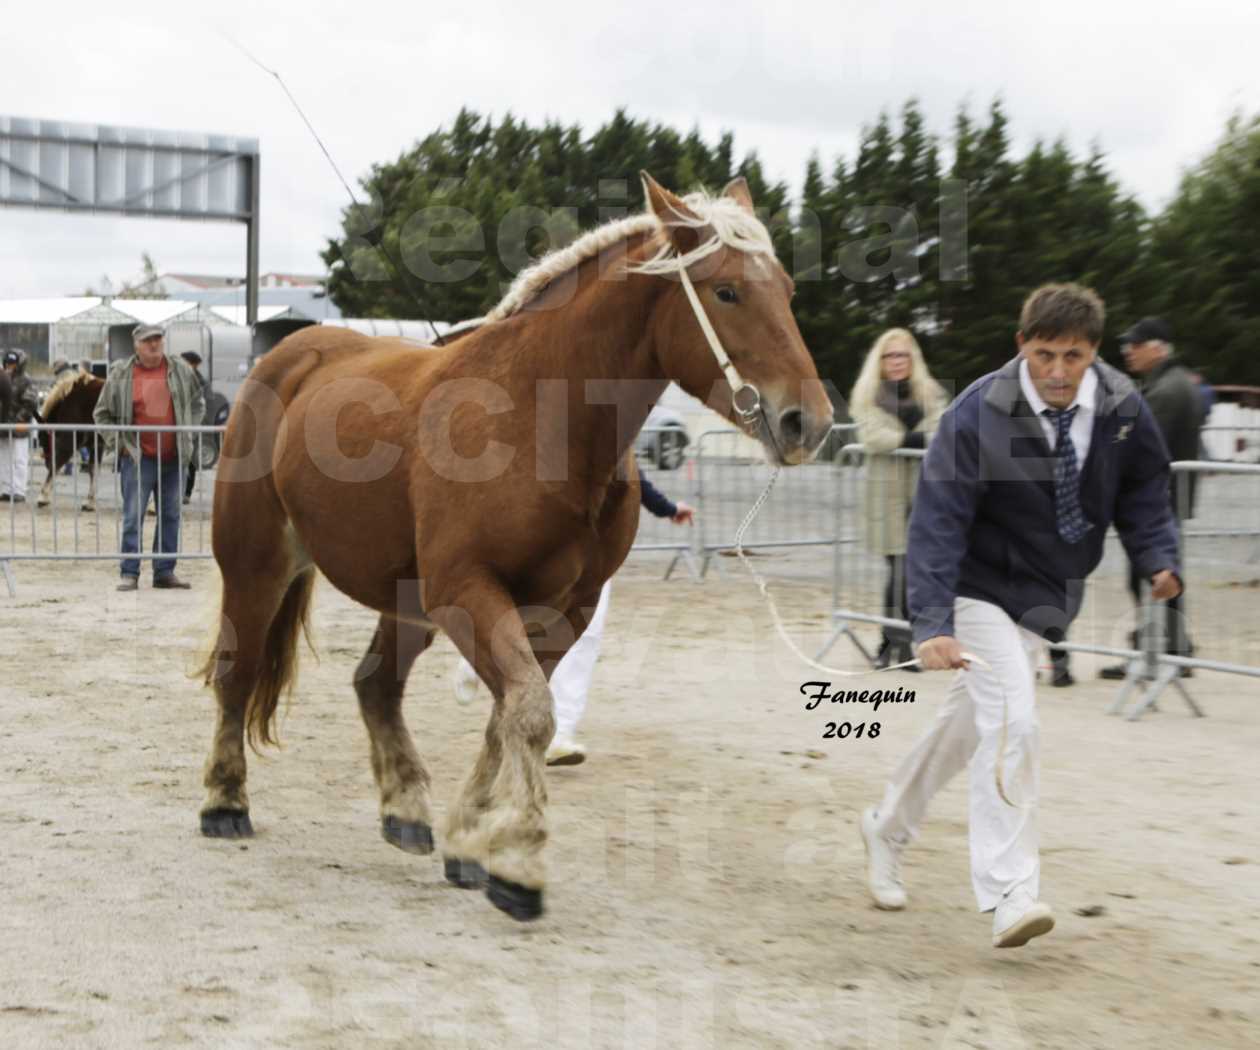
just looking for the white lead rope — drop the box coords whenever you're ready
[677,249,1017,806]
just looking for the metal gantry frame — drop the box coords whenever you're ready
[0,115,261,325]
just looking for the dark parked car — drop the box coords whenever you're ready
[635,405,690,470]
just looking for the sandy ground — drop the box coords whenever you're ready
[1,538,1259,1050]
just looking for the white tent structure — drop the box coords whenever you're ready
[0,296,205,369]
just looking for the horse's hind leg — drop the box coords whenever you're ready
[355,615,437,854]
[36,438,57,507]
[200,566,300,837]
[82,459,97,512]
[36,469,53,508]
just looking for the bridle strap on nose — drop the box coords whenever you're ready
[676,263,763,431]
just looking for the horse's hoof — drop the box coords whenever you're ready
[200,808,254,838]
[444,856,488,889]
[36,500,49,508]
[80,504,95,513]
[381,815,434,855]
[486,875,544,921]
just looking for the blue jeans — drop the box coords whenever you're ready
[120,454,183,579]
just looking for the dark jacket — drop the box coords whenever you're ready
[907,356,1181,644]
[0,357,38,425]
[1138,356,1204,516]
[639,476,678,518]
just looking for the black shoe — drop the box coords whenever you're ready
[0,494,9,502]
[117,576,139,592]
[153,575,191,590]
[1099,662,1130,680]
[1051,668,1075,687]
[874,639,893,670]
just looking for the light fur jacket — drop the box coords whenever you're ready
[852,383,948,556]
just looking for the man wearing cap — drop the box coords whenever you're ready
[0,349,39,503]
[94,325,205,591]
[1098,317,1202,677]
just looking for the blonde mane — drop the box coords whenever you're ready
[484,190,777,322]
[40,370,95,418]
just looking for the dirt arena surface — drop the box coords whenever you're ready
[1,549,1258,1050]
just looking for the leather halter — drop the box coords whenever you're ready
[675,263,765,435]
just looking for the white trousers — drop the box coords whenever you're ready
[872,597,1042,911]
[550,583,611,739]
[0,435,30,498]
[455,582,611,740]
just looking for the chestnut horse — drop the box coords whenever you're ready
[199,173,833,920]
[36,372,105,510]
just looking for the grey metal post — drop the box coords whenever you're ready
[246,153,261,327]
[1124,465,1204,720]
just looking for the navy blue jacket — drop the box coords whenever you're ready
[639,476,678,519]
[907,357,1180,644]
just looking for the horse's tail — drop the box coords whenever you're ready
[248,568,317,750]
[197,567,317,752]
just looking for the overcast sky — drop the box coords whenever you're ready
[2,0,1257,300]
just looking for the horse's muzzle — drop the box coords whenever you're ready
[775,407,831,465]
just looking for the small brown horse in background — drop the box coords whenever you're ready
[199,173,833,920]
[37,372,105,510]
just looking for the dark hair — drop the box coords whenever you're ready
[1019,283,1105,345]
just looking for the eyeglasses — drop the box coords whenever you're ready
[882,351,911,360]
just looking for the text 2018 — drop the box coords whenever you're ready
[822,722,881,740]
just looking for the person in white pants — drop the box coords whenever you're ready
[868,598,1043,912]
[0,430,31,501]
[861,284,1183,949]
[455,476,694,765]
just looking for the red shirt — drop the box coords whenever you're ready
[132,359,177,460]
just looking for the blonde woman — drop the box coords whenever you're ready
[849,329,948,669]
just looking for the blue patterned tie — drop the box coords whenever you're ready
[1044,407,1090,543]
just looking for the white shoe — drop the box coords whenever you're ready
[545,735,586,767]
[860,806,907,910]
[992,889,1055,948]
[453,658,482,705]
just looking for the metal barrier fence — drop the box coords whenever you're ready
[1200,424,1260,463]
[691,425,855,576]
[819,443,1260,720]
[6,422,709,592]
[1,423,224,595]
[629,427,700,578]
[11,421,1260,720]
[628,424,858,580]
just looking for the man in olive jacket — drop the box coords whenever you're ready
[94,324,205,591]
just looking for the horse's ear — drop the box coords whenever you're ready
[721,176,755,213]
[640,170,703,256]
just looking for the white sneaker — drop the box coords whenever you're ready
[860,806,907,910]
[545,734,586,767]
[453,658,482,705]
[992,889,1055,948]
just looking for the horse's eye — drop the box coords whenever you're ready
[715,285,739,305]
